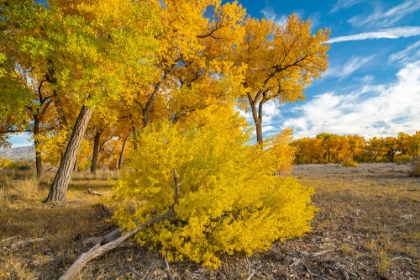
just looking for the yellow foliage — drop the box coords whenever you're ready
[342,160,358,167]
[112,107,315,268]
[0,158,11,169]
[265,128,296,173]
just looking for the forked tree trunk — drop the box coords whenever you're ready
[90,130,102,174]
[46,106,92,202]
[117,135,128,169]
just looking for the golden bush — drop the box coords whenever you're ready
[111,109,315,268]
[342,160,358,167]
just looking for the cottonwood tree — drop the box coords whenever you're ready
[128,0,246,145]
[0,45,56,176]
[112,104,315,268]
[292,137,325,164]
[407,131,420,157]
[236,15,330,144]
[347,135,366,162]
[1,0,161,201]
[47,0,160,201]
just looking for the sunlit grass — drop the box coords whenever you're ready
[295,164,419,277]
[0,164,419,278]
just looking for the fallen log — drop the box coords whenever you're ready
[60,170,180,280]
[82,228,121,245]
[60,208,175,280]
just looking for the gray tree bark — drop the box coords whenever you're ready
[33,114,43,177]
[117,135,128,169]
[90,130,102,174]
[46,105,92,202]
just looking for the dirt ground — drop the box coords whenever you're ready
[1,163,419,279]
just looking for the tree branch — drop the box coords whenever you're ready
[60,169,181,280]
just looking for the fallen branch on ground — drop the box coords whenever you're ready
[88,188,102,196]
[2,235,18,245]
[11,237,46,250]
[82,228,121,245]
[60,170,180,280]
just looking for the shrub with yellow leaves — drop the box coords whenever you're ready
[111,107,315,268]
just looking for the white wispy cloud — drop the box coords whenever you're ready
[330,0,362,13]
[348,0,420,27]
[309,13,321,29]
[388,40,420,63]
[328,26,420,43]
[324,56,373,79]
[238,99,282,136]
[282,61,420,139]
[359,75,374,83]
[261,5,320,30]
[261,5,287,26]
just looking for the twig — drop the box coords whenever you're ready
[312,249,332,257]
[88,188,102,196]
[289,259,300,267]
[143,260,160,279]
[11,237,46,250]
[2,235,18,244]
[245,256,257,280]
[126,266,142,278]
[246,269,256,280]
[164,257,174,280]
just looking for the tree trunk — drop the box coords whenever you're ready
[255,120,263,144]
[90,130,102,174]
[249,99,264,144]
[46,106,92,202]
[117,135,128,169]
[33,115,42,178]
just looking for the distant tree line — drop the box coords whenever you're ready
[291,131,420,164]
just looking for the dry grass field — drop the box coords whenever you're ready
[0,163,419,279]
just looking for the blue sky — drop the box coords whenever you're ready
[6,0,420,147]
[237,0,420,140]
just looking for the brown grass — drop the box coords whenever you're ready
[0,164,419,279]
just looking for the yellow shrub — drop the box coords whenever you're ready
[0,158,11,168]
[112,110,315,268]
[342,160,358,167]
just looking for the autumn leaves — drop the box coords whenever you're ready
[0,0,330,201]
[0,0,333,269]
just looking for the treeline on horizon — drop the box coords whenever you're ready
[291,131,420,164]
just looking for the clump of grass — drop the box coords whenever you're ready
[1,159,34,171]
[11,178,38,200]
[340,243,356,256]
[377,249,390,276]
[410,157,420,177]
[342,159,358,167]
[395,154,412,165]
[0,255,37,279]
[0,187,10,208]
[0,178,38,205]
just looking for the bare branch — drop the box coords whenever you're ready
[60,170,182,280]
[11,237,46,250]
[164,257,175,280]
